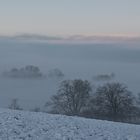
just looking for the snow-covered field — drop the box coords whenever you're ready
[0,109,139,140]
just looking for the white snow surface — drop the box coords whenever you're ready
[0,109,139,140]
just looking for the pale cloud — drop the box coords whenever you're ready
[0,34,140,44]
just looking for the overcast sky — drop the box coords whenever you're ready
[0,0,140,37]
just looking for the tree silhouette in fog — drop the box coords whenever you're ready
[48,79,91,115]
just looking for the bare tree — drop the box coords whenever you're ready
[48,68,64,79]
[48,79,91,116]
[136,93,140,118]
[8,98,22,110]
[137,93,140,105]
[92,83,135,120]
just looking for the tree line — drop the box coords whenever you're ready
[8,79,140,124]
[46,79,140,124]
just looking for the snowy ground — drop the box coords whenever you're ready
[0,109,139,140]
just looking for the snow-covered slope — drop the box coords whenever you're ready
[0,109,139,140]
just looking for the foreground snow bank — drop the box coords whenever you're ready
[0,109,139,140]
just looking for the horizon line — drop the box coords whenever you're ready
[0,33,140,43]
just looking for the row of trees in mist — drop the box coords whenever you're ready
[8,79,140,124]
[3,65,64,79]
[3,65,116,82]
[46,79,140,123]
